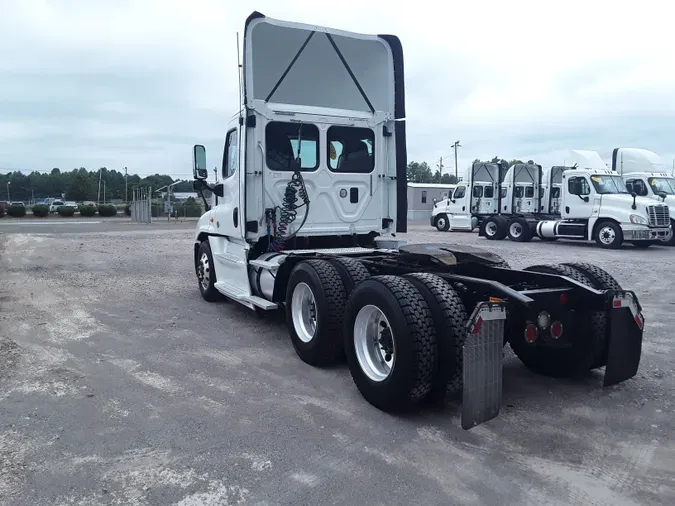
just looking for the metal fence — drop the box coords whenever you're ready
[131,187,152,223]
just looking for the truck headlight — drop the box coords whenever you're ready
[629,214,648,225]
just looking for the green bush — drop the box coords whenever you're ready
[98,204,117,217]
[79,205,97,217]
[7,205,26,218]
[57,206,75,217]
[32,204,49,217]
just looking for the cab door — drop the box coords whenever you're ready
[212,121,244,238]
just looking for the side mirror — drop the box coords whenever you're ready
[213,183,225,198]
[631,191,637,198]
[658,191,668,201]
[193,145,208,180]
[630,192,637,210]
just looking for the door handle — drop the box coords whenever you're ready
[233,207,238,227]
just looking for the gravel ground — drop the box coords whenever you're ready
[1,221,674,506]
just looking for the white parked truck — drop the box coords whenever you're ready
[478,155,672,248]
[190,11,646,429]
[612,147,675,246]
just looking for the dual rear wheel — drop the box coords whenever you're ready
[285,258,470,411]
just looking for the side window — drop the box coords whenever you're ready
[500,187,507,198]
[328,126,374,173]
[421,191,427,204]
[551,187,561,198]
[484,185,494,198]
[629,179,648,196]
[568,176,591,195]
[525,186,534,198]
[222,128,238,179]
[265,121,319,171]
[473,186,483,198]
[454,186,466,199]
[514,186,524,198]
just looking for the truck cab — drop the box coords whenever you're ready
[612,147,675,245]
[430,162,500,231]
[536,168,671,247]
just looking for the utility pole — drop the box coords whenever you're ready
[124,166,128,203]
[452,140,461,178]
[103,180,106,204]
[437,157,443,178]
[97,167,103,205]
[6,182,10,201]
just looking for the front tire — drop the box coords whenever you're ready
[196,241,226,302]
[344,276,437,412]
[286,259,347,366]
[435,214,450,231]
[594,221,623,249]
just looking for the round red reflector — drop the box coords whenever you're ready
[559,293,568,304]
[550,321,563,339]
[524,324,538,343]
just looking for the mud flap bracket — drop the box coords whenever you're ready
[461,302,507,430]
[604,291,644,387]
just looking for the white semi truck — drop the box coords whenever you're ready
[190,11,646,429]
[612,147,675,246]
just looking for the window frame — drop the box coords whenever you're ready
[222,127,238,180]
[484,185,494,198]
[326,125,375,174]
[453,186,466,199]
[265,121,320,172]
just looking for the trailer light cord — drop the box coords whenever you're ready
[267,170,310,252]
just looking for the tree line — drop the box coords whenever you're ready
[407,157,531,184]
[0,168,194,203]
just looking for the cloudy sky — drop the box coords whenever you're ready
[1,0,673,179]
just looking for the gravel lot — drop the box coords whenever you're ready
[1,221,674,506]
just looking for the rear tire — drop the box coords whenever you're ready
[482,216,507,240]
[508,263,604,377]
[196,241,226,302]
[344,276,437,411]
[404,273,468,401]
[326,256,370,297]
[507,217,532,242]
[561,262,622,368]
[286,259,347,366]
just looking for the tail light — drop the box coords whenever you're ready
[550,321,563,339]
[524,324,538,343]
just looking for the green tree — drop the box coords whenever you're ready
[66,168,93,201]
[406,161,433,183]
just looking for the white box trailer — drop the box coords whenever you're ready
[188,11,647,429]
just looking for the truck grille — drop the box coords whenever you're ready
[647,204,669,227]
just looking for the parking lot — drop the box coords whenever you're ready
[1,221,674,506]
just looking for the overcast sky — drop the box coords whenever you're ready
[1,0,673,179]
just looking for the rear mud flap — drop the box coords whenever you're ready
[604,291,644,387]
[461,302,507,430]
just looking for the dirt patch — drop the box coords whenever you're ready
[0,338,20,380]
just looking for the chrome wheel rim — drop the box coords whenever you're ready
[291,282,317,343]
[437,217,446,229]
[599,226,615,245]
[509,222,522,238]
[354,305,394,382]
[198,252,210,290]
[485,221,498,237]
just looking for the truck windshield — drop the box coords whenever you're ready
[591,175,629,195]
[648,177,675,195]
